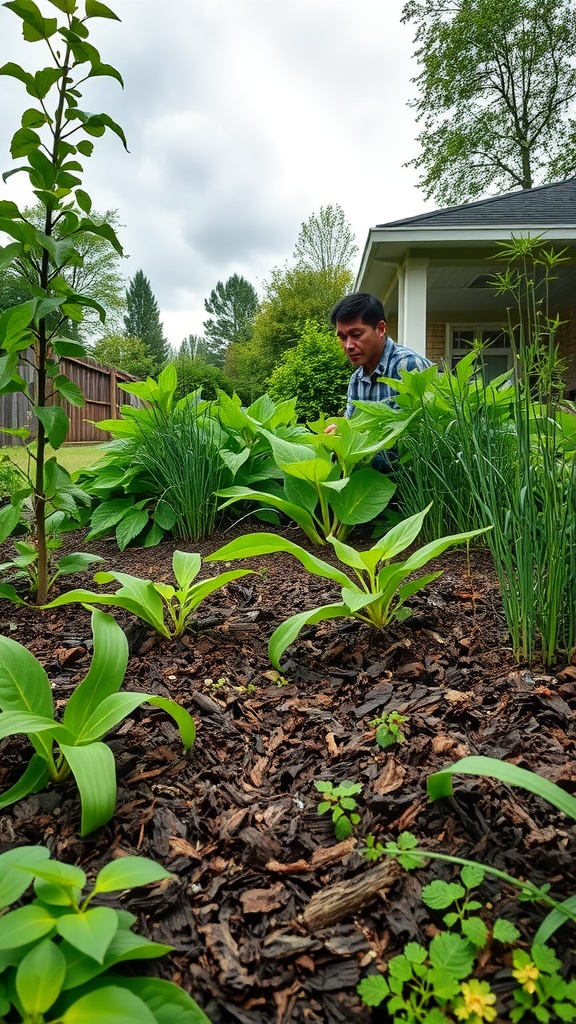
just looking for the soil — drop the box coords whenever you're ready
[0,520,575,1024]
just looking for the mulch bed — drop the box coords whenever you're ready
[0,521,575,1023]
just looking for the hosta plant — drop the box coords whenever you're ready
[44,549,256,638]
[0,845,210,1024]
[0,609,195,834]
[207,506,487,668]
[217,418,397,544]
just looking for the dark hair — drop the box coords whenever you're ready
[330,292,386,328]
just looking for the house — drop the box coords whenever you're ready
[355,177,576,392]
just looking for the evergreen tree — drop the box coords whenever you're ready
[203,273,259,366]
[124,270,169,370]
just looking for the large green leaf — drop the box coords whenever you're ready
[72,693,163,744]
[0,753,50,812]
[16,938,66,1014]
[93,857,173,895]
[280,457,333,485]
[269,603,350,670]
[172,550,201,591]
[35,405,69,448]
[217,487,323,544]
[0,633,53,716]
[428,931,475,979]
[0,709,70,743]
[341,588,383,613]
[208,531,351,587]
[534,893,576,945]
[59,741,117,835]
[45,580,167,635]
[60,931,173,990]
[324,467,395,525]
[0,903,56,948]
[57,906,118,964]
[0,844,50,909]
[60,984,157,1024]
[428,756,576,820]
[116,978,213,1024]
[63,610,129,736]
[283,473,318,514]
[403,526,489,574]
[372,506,430,561]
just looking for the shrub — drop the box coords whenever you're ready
[267,320,350,420]
[173,355,234,401]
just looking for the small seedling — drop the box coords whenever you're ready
[315,779,363,840]
[370,710,408,749]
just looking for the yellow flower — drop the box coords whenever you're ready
[454,979,498,1022]
[512,960,540,995]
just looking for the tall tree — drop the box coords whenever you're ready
[203,273,259,366]
[402,0,576,205]
[225,265,353,401]
[124,270,168,369]
[293,205,358,273]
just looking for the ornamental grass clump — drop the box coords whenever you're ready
[448,238,576,666]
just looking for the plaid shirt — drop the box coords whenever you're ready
[344,336,432,417]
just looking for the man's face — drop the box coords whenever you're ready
[335,317,386,375]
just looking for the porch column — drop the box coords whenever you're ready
[397,258,429,356]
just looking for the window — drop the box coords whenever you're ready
[449,325,512,382]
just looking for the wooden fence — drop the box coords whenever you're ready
[0,355,142,445]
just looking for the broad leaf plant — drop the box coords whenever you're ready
[0,608,195,834]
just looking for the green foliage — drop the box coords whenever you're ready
[81,364,225,547]
[267,320,351,420]
[44,549,257,640]
[428,755,576,943]
[207,509,487,669]
[293,204,358,273]
[0,453,26,496]
[351,354,517,541]
[315,780,363,840]
[226,265,353,401]
[357,848,575,1023]
[402,0,576,204]
[0,845,211,1024]
[123,270,168,370]
[16,205,126,341]
[93,334,157,378]
[0,535,103,606]
[173,354,235,401]
[511,947,576,1022]
[0,0,126,603]
[217,417,397,544]
[370,710,408,750]
[202,273,259,366]
[0,609,195,834]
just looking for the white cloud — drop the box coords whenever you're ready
[0,0,435,346]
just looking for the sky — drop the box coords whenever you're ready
[0,0,435,348]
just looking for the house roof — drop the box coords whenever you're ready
[378,177,576,229]
[355,176,576,319]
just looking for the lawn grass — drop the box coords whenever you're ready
[1,444,104,476]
